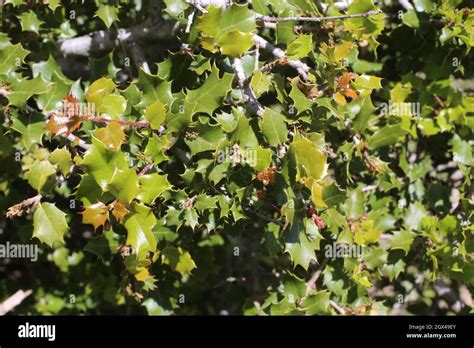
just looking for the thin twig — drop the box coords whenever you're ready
[329,300,346,315]
[256,9,383,23]
[65,133,91,150]
[362,184,378,192]
[0,290,33,315]
[231,58,264,117]
[84,117,150,128]
[254,42,260,72]
[253,34,314,82]
[244,207,283,226]
[138,163,153,176]
[6,194,42,219]
[186,8,197,33]
[306,257,329,291]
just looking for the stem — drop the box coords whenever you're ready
[252,34,314,82]
[6,194,42,218]
[85,117,150,128]
[231,58,264,117]
[329,300,346,315]
[65,133,91,150]
[138,163,153,176]
[257,9,383,23]
[244,207,283,226]
[306,257,329,291]
[0,289,33,315]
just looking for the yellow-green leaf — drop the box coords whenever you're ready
[145,100,166,130]
[95,123,126,151]
[33,203,68,247]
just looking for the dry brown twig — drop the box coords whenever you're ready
[6,194,42,219]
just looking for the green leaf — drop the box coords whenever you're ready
[353,96,376,132]
[288,138,327,183]
[250,70,272,98]
[97,94,126,119]
[230,111,259,148]
[124,203,157,260]
[18,11,44,34]
[163,0,189,18]
[8,76,51,107]
[220,4,256,33]
[138,174,172,205]
[49,147,72,177]
[26,160,56,192]
[137,69,175,108]
[96,5,119,28]
[404,201,427,231]
[284,211,317,270]
[452,134,473,166]
[218,30,254,57]
[185,65,233,115]
[81,137,128,190]
[94,123,126,151]
[343,188,364,218]
[0,43,29,74]
[249,146,273,172]
[287,34,313,59]
[161,246,197,276]
[197,6,222,38]
[354,75,383,90]
[84,229,121,262]
[36,72,71,112]
[75,173,114,206]
[402,10,420,28]
[322,183,346,208]
[261,108,288,147]
[184,207,199,230]
[47,0,61,11]
[145,134,169,165]
[145,100,166,130]
[107,167,140,204]
[289,82,313,114]
[184,123,226,155]
[33,203,68,247]
[301,291,330,315]
[390,230,416,254]
[363,247,388,269]
[10,113,45,149]
[345,0,384,45]
[85,77,116,108]
[354,219,382,245]
[368,124,407,150]
[383,258,406,281]
[281,273,306,299]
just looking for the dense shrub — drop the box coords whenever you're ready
[0,0,472,315]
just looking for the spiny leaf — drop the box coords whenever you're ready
[26,160,56,192]
[161,246,197,276]
[124,203,157,260]
[95,123,126,151]
[145,100,166,130]
[33,203,68,247]
[138,174,172,205]
[107,167,140,204]
[289,138,327,183]
[261,108,288,147]
[18,11,44,34]
[81,202,109,230]
[0,43,29,74]
[218,30,254,57]
[95,5,119,28]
